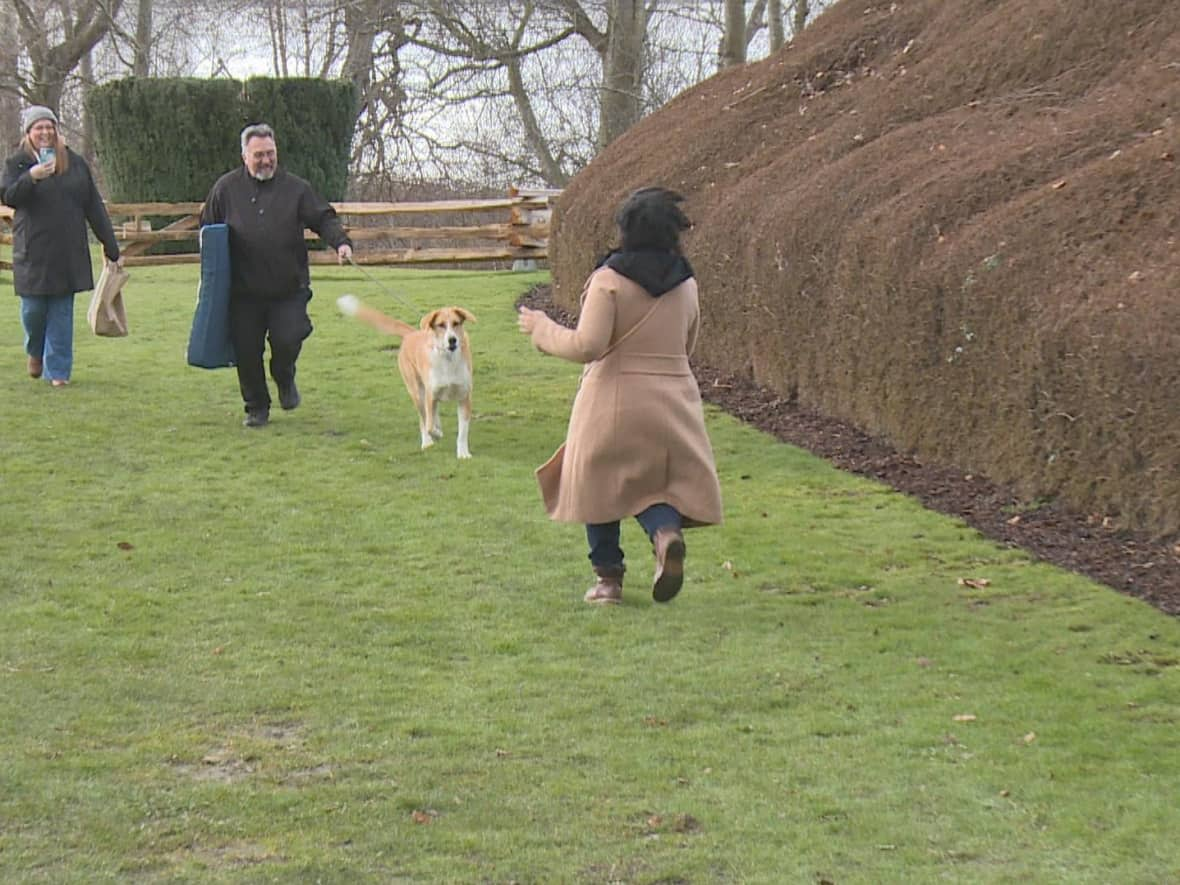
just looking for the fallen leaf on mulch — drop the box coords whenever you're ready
[1051,178,1067,189]
[957,577,991,589]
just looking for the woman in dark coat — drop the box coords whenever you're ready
[1,106,121,386]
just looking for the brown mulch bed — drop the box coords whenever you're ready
[520,285,1180,617]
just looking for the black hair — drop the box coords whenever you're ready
[615,187,691,252]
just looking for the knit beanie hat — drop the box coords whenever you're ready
[21,106,58,133]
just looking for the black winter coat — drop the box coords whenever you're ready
[199,166,351,300]
[1,147,120,297]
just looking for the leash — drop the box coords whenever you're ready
[346,254,422,315]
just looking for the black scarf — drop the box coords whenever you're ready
[598,249,694,297]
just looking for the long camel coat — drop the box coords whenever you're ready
[528,267,723,527]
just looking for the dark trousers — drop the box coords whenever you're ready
[229,290,313,413]
[586,503,682,571]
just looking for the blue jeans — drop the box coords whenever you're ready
[21,293,76,382]
[586,503,682,571]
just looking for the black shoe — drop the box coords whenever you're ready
[243,409,269,428]
[278,381,300,411]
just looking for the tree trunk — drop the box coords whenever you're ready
[0,3,20,136]
[719,0,747,68]
[597,0,647,150]
[80,49,95,162]
[341,0,380,102]
[133,0,152,77]
[506,54,567,186]
[793,0,811,36]
[768,0,785,51]
[341,0,408,178]
[267,0,288,76]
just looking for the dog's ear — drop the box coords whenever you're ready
[419,309,440,330]
[454,307,476,324]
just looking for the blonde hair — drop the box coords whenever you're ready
[22,130,69,175]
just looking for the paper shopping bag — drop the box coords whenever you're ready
[87,260,130,337]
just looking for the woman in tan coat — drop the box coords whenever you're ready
[518,187,723,604]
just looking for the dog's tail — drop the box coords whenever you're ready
[336,294,416,338]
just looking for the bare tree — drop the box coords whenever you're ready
[0,2,20,136]
[767,0,783,51]
[6,0,125,110]
[562,0,651,150]
[718,0,746,67]
[409,2,582,183]
[341,0,412,183]
[266,0,288,75]
[133,0,152,75]
[791,0,810,36]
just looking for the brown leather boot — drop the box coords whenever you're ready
[27,355,43,378]
[652,528,686,603]
[585,564,624,604]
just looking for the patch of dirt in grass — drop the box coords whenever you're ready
[172,721,309,784]
[174,747,257,784]
[250,722,306,747]
[282,763,336,785]
[169,841,282,870]
[518,284,1180,617]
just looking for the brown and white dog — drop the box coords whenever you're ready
[337,295,476,458]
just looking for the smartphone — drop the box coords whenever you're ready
[38,147,56,165]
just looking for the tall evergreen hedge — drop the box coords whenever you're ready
[87,79,243,202]
[87,78,358,202]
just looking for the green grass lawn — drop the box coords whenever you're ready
[1,260,1178,883]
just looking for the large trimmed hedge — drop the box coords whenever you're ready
[88,77,358,202]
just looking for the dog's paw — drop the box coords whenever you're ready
[420,435,435,449]
[336,294,360,316]
[430,427,444,440]
[457,448,472,459]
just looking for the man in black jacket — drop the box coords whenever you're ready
[200,123,352,427]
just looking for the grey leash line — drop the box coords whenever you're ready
[345,254,422,315]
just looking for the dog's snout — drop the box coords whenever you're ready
[447,336,459,350]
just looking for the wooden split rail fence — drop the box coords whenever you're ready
[0,187,558,271]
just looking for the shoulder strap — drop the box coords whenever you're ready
[599,296,664,359]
